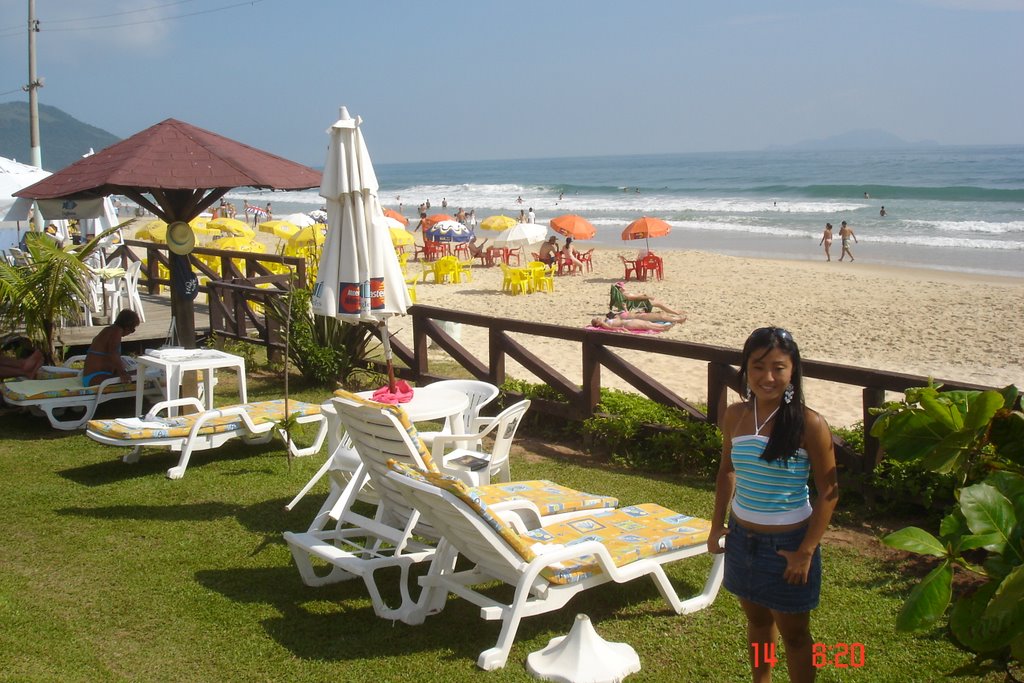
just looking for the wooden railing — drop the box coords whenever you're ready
[206,277,291,360]
[200,282,1001,477]
[382,305,998,476]
[113,240,307,296]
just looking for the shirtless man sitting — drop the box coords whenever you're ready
[590,316,675,332]
[82,309,140,386]
[537,236,559,265]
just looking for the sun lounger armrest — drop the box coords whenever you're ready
[144,397,207,420]
[486,501,543,531]
[94,375,128,398]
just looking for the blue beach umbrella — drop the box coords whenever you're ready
[425,219,474,243]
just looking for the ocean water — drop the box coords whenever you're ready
[229,145,1024,277]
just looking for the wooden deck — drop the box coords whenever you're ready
[57,293,210,355]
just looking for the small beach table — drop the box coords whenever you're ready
[134,348,247,418]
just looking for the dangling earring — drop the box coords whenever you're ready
[784,383,795,404]
[743,384,751,400]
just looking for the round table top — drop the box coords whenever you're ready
[323,385,470,423]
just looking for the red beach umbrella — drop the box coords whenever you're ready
[550,214,596,240]
[622,216,671,251]
[383,208,409,226]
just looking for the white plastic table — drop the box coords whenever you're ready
[134,348,247,417]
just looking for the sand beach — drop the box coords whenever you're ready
[393,245,1023,429]
[131,220,1023,429]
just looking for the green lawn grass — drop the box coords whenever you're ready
[0,373,1004,682]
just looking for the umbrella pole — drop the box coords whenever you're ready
[379,321,397,392]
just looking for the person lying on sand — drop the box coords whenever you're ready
[610,310,687,324]
[591,316,675,332]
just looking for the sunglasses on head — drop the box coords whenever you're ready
[751,326,793,341]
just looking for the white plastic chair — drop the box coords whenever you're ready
[417,379,500,447]
[432,399,530,485]
[118,260,146,321]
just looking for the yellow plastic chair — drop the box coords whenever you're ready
[405,270,419,303]
[527,261,554,293]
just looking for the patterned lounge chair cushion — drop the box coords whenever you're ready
[2,376,136,402]
[474,480,617,517]
[87,400,321,440]
[387,461,704,585]
[335,390,619,514]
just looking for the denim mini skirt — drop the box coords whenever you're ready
[722,517,821,613]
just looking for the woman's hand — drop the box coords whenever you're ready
[777,547,814,584]
[707,526,728,554]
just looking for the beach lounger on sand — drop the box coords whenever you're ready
[282,391,618,624]
[86,397,327,479]
[385,462,725,671]
[1,373,160,431]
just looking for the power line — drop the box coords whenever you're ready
[0,0,264,34]
[44,0,266,33]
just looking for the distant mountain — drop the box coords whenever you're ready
[768,129,940,151]
[0,102,121,171]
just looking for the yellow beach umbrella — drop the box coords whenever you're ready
[209,217,256,238]
[136,220,167,242]
[189,217,220,236]
[480,214,517,232]
[258,219,300,239]
[212,236,265,252]
[389,226,414,248]
[289,223,327,247]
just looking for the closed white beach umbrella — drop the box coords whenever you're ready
[312,106,411,388]
[491,222,547,248]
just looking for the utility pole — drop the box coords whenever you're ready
[25,0,43,229]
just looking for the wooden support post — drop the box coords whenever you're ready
[581,337,601,418]
[862,387,887,473]
[707,362,734,426]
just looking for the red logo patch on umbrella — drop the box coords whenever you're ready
[339,282,361,314]
[369,277,385,310]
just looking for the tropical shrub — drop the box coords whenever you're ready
[871,383,1023,668]
[266,287,377,387]
[0,226,123,362]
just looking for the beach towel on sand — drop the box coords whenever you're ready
[585,324,668,335]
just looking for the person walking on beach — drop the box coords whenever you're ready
[707,326,838,683]
[838,221,857,262]
[819,223,833,262]
[527,207,535,223]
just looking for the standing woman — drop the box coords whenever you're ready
[818,223,833,262]
[708,327,838,682]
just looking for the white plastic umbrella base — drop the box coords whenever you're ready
[526,614,640,683]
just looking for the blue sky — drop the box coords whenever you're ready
[1,0,1022,166]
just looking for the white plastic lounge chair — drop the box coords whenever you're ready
[385,462,725,671]
[86,397,327,479]
[416,379,500,447]
[1,373,159,431]
[432,399,530,485]
[282,391,618,624]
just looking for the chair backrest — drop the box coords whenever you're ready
[426,379,500,431]
[385,463,537,575]
[332,391,441,531]
[482,399,530,481]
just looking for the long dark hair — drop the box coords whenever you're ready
[738,327,805,462]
